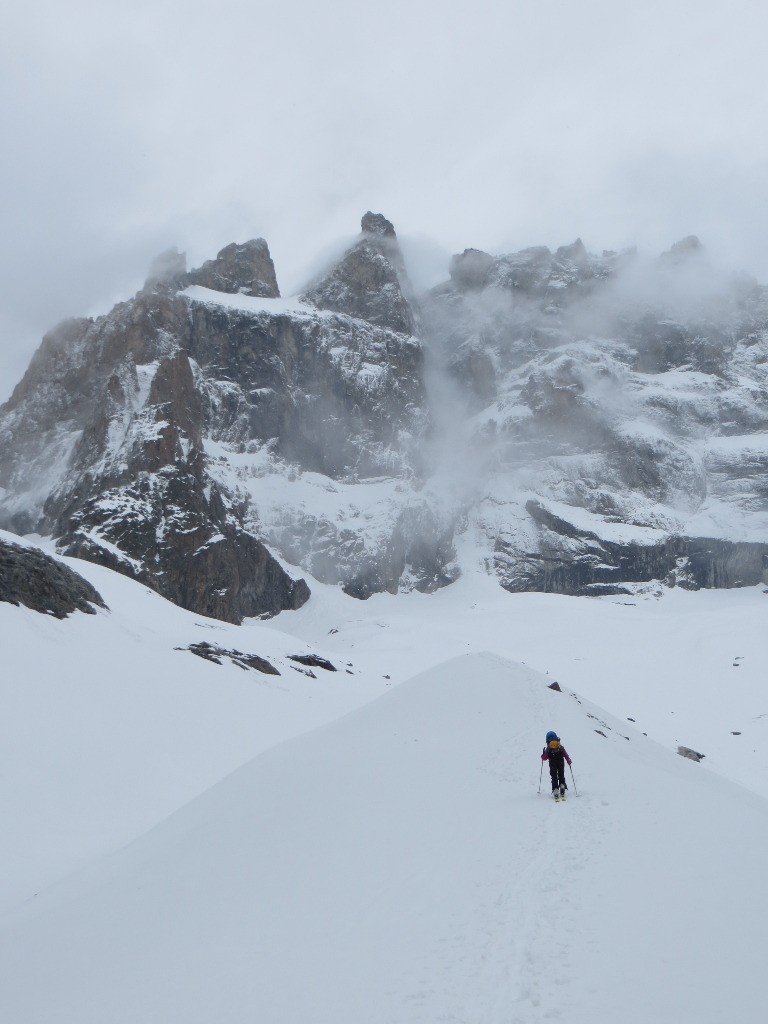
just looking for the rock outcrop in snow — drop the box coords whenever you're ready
[1,216,768,618]
[0,536,105,617]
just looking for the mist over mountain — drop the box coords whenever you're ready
[1,212,767,622]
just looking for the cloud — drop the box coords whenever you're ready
[2,0,768,398]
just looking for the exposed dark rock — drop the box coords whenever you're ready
[678,745,705,762]
[44,346,310,624]
[184,299,423,477]
[58,471,309,624]
[300,213,416,334]
[288,654,337,671]
[496,500,768,597]
[361,211,396,238]
[188,239,280,298]
[149,349,204,446]
[181,641,280,675]
[0,538,106,617]
[548,681,562,691]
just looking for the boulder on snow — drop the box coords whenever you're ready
[0,538,106,618]
[181,641,280,675]
[288,654,337,672]
[677,745,705,762]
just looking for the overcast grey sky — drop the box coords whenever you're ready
[2,0,767,398]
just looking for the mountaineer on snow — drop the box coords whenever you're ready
[542,731,572,799]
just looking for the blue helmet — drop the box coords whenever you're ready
[545,730,558,742]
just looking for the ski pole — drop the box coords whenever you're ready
[538,761,543,794]
[569,763,578,796]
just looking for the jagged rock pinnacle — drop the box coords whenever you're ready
[300,213,415,333]
[361,211,396,238]
[188,239,280,298]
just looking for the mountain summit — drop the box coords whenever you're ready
[300,211,417,334]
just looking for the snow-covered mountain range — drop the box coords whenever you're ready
[1,214,767,622]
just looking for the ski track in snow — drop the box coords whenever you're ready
[379,678,602,1024]
[428,756,595,1018]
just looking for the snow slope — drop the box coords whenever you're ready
[262,566,768,799]
[1,652,766,1023]
[0,535,391,916]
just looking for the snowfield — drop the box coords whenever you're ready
[2,540,768,1021]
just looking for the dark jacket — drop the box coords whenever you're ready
[541,745,572,766]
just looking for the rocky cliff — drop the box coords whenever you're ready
[0,215,427,617]
[1,214,767,618]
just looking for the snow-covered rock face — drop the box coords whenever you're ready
[0,219,426,617]
[420,238,768,593]
[1,218,767,619]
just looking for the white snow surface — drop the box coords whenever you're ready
[181,285,322,318]
[3,534,768,1021]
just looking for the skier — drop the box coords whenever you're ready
[541,731,572,800]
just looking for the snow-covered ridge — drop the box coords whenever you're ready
[181,284,322,318]
[3,529,768,1019]
[3,641,768,1022]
